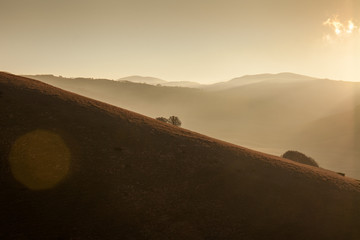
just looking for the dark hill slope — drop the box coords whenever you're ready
[1,72,360,240]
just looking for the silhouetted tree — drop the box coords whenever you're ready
[156,116,182,127]
[156,117,169,123]
[168,116,181,127]
[281,150,319,167]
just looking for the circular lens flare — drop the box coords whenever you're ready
[9,130,71,190]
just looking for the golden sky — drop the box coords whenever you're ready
[1,0,359,83]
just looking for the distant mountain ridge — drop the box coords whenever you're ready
[26,72,320,90]
[205,72,319,90]
[118,75,205,88]
[118,75,167,85]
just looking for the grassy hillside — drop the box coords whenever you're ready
[1,72,360,239]
[25,74,360,178]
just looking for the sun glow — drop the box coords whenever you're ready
[324,16,359,38]
[347,20,355,33]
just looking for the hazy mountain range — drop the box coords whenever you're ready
[24,73,360,178]
[118,76,205,88]
[2,72,360,239]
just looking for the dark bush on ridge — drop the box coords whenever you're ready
[281,150,319,167]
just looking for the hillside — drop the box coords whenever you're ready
[295,105,360,177]
[25,73,360,178]
[1,72,360,239]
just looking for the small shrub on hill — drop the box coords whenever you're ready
[281,150,319,167]
[156,116,182,127]
[156,117,169,123]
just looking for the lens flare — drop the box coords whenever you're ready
[9,130,71,190]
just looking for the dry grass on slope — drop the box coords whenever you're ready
[1,72,360,240]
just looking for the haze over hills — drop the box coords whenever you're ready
[205,72,318,90]
[25,73,360,178]
[1,72,360,239]
[118,76,204,88]
[117,73,317,89]
[295,105,360,177]
[118,76,168,85]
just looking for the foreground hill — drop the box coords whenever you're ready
[2,72,360,239]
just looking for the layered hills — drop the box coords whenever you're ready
[25,73,360,178]
[118,76,167,85]
[117,76,204,88]
[1,72,360,239]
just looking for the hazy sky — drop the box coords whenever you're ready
[1,0,359,83]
